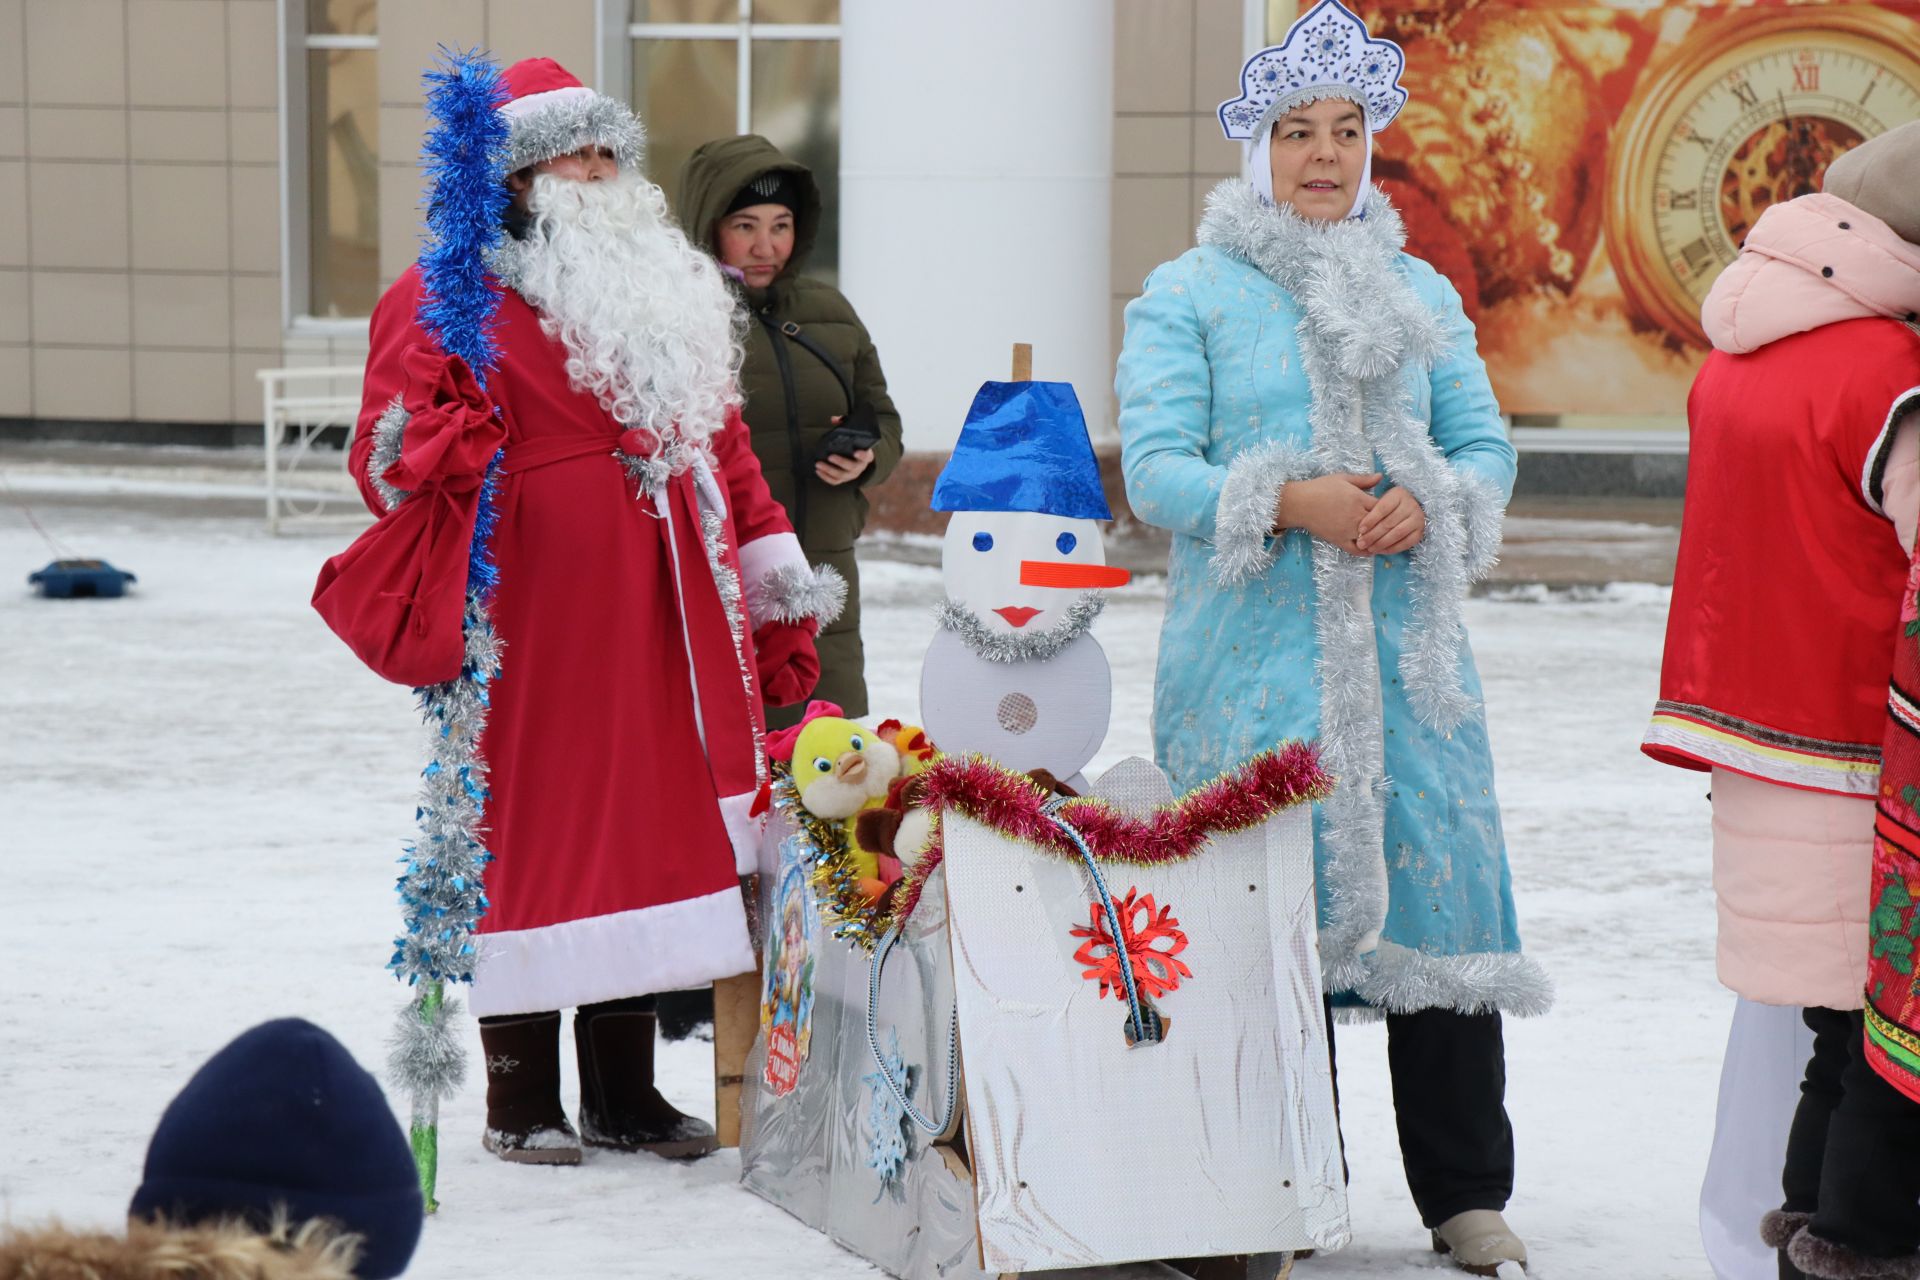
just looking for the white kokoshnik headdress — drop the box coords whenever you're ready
[1218,0,1407,215]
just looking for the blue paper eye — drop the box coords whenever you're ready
[849,734,864,751]
[813,757,832,773]
[1056,531,1078,554]
[972,532,994,552]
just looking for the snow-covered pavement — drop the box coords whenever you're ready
[2,496,1722,1278]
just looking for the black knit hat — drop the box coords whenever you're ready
[129,1019,424,1280]
[724,168,801,218]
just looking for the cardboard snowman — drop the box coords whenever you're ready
[921,369,1130,789]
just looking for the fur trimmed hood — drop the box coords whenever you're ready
[0,1218,362,1280]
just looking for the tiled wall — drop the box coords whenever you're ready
[2,0,287,426]
[1109,0,1251,364]
[2,0,1259,433]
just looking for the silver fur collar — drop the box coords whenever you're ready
[1199,177,1504,1001]
[936,595,1105,664]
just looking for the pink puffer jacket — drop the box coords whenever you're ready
[1702,193,1920,1009]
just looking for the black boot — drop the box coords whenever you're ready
[654,987,715,1042]
[478,1011,581,1165]
[574,997,717,1159]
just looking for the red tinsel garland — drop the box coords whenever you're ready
[881,742,1331,933]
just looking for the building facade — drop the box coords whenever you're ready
[0,0,1268,450]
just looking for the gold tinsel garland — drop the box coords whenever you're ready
[769,766,892,952]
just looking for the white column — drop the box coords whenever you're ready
[839,1,1115,453]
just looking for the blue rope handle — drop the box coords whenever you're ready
[866,925,959,1136]
[1043,798,1163,1046]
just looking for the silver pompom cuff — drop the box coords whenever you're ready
[506,93,644,175]
[1211,439,1319,586]
[749,560,848,630]
[1457,467,1506,583]
[386,990,467,1103]
[1329,942,1554,1022]
[368,396,410,513]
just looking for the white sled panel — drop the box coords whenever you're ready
[940,803,1348,1273]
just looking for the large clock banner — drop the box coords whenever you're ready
[1318,1,1920,416]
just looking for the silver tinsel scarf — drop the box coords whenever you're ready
[935,594,1105,663]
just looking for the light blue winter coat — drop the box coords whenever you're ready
[1114,179,1549,1018]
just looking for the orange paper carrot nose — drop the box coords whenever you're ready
[1019,560,1133,589]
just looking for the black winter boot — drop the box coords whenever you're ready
[478,1011,581,1165]
[654,987,715,1042]
[574,997,717,1159]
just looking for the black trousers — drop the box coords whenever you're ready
[1783,1006,1920,1258]
[1327,1003,1516,1228]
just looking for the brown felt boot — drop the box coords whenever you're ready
[478,1011,582,1165]
[574,998,717,1160]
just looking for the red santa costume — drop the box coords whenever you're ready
[329,58,839,1162]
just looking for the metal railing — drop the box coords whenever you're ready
[257,366,364,534]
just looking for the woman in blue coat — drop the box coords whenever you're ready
[1114,2,1549,1271]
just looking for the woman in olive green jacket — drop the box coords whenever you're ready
[678,135,904,727]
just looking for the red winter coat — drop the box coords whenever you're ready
[340,265,816,1016]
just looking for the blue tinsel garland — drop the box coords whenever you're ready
[389,49,509,993]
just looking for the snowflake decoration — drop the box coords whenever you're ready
[1217,0,1407,140]
[1070,888,1194,1001]
[862,1029,914,1195]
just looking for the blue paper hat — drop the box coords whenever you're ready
[931,381,1113,520]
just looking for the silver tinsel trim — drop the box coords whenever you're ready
[1198,177,1500,988]
[1458,468,1506,583]
[387,989,468,1102]
[1200,178,1482,733]
[617,448,673,500]
[368,396,411,513]
[935,594,1105,664]
[506,94,644,175]
[391,598,504,986]
[1336,942,1554,1021]
[748,560,848,630]
[698,502,768,792]
[1211,439,1318,585]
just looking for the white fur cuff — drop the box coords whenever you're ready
[1457,468,1506,583]
[748,560,847,630]
[1211,440,1319,585]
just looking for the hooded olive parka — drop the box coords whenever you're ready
[677,135,904,725]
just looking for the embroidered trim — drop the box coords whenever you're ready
[935,594,1106,664]
[506,93,644,175]
[1212,439,1318,585]
[368,396,411,512]
[1644,699,1881,796]
[750,560,848,630]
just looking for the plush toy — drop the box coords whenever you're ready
[856,721,943,873]
[768,701,904,901]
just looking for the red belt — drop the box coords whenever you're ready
[501,435,620,473]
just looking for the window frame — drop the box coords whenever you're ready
[279,0,381,335]
[610,0,842,141]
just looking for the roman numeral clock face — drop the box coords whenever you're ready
[1605,8,1920,347]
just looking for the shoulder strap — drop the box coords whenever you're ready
[761,315,856,411]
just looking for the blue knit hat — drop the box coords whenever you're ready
[931,380,1113,520]
[129,1019,423,1280]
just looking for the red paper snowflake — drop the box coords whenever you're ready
[1070,888,1192,1000]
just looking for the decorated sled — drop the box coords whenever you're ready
[738,747,1346,1277]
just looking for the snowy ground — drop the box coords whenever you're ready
[1,492,1724,1279]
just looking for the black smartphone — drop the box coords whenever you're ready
[812,400,882,463]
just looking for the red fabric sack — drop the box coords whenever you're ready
[312,347,505,687]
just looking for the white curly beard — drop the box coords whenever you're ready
[508,171,744,467]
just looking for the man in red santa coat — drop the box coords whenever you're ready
[345,57,841,1165]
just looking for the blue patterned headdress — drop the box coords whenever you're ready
[1218,0,1407,141]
